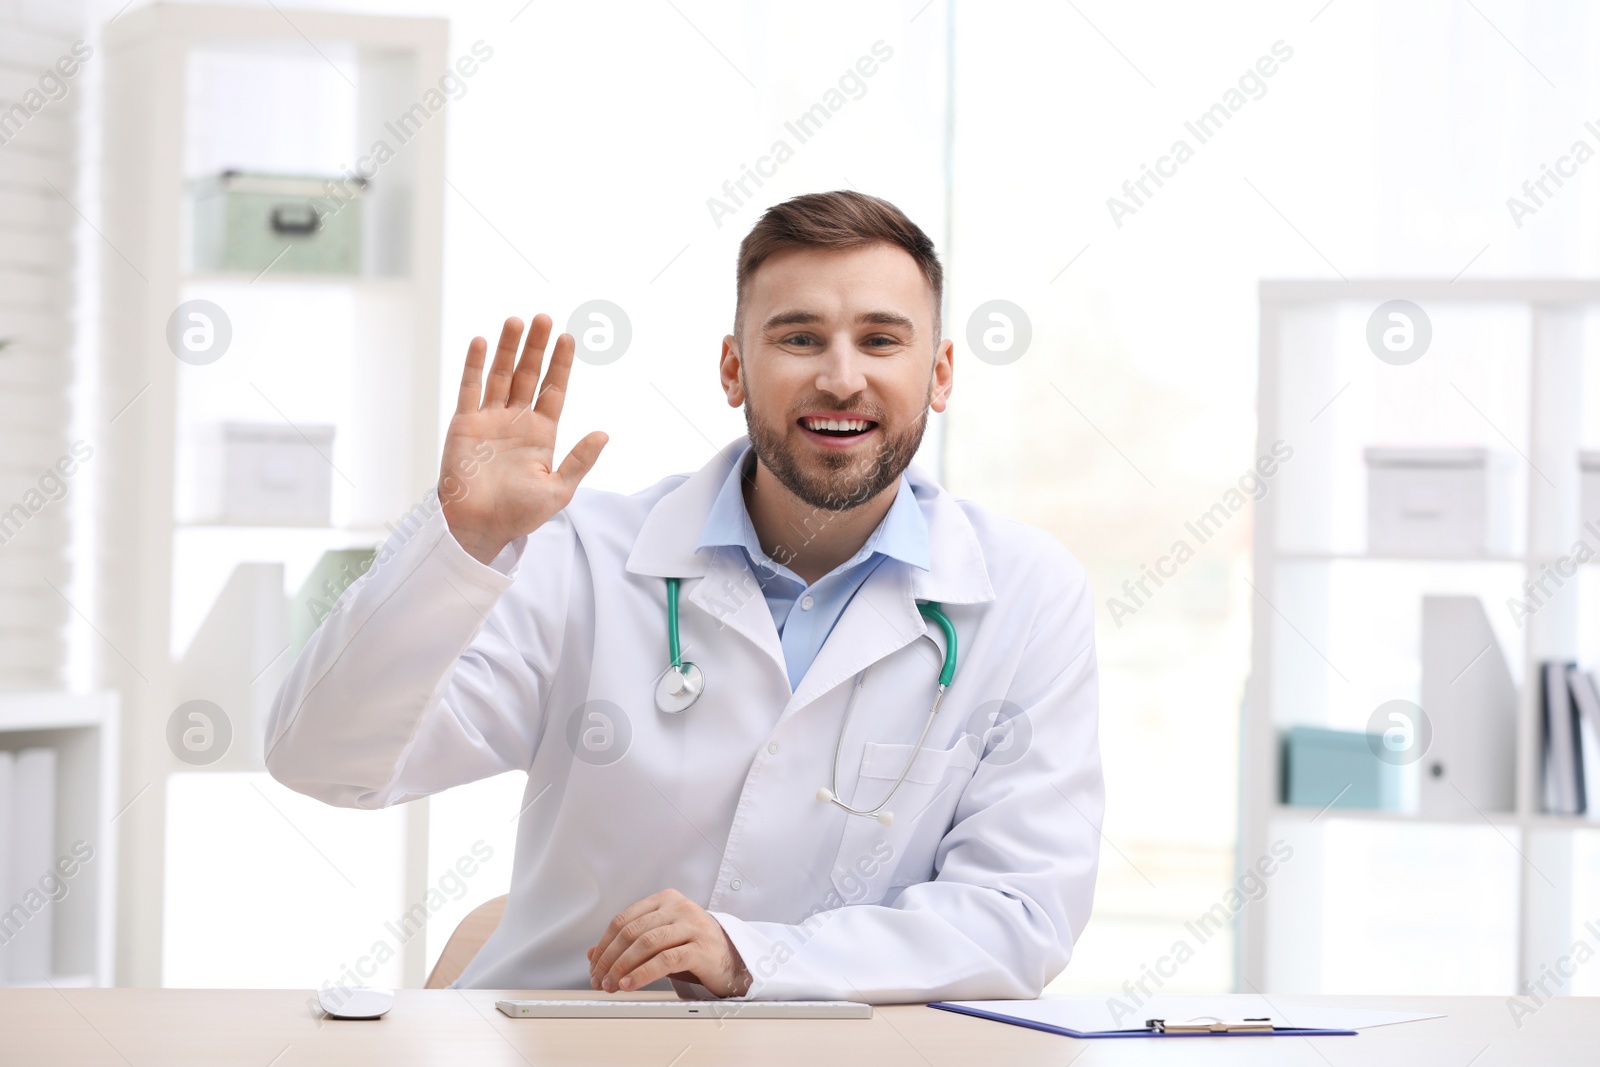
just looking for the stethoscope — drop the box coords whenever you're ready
[654,577,959,825]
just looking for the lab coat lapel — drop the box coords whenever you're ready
[784,561,925,715]
[624,438,788,679]
[624,438,746,583]
[784,459,999,716]
[683,547,787,680]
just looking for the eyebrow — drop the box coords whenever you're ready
[761,309,917,333]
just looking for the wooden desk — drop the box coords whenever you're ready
[1,988,1593,1065]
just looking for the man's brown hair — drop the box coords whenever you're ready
[734,190,943,348]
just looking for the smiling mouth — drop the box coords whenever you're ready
[798,415,879,438]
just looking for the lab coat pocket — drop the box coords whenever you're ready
[829,739,979,904]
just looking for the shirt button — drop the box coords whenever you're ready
[730,878,743,890]
[768,742,779,754]
[800,595,815,610]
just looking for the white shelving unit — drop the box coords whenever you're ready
[1241,279,1600,995]
[97,4,447,986]
[0,691,119,987]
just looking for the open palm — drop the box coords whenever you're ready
[439,314,608,564]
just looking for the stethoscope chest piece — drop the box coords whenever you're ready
[655,662,704,714]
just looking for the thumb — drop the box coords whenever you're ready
[556,431,609,491]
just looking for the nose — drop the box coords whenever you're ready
[813,334,868,398]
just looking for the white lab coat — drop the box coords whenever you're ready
[266,436,1102,1003]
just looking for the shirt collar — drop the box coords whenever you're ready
[625,436,995,606]
[695,443,931,575]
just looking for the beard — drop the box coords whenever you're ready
[742,372,931,513]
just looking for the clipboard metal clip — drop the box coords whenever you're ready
[1147,1016,1275,1034]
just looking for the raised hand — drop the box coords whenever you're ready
[439,314,608,565]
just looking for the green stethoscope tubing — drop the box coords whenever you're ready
[667,575,689,672]
[662,577,959,824]
[916,600,958,688]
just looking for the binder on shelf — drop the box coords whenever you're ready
[1567,666,1600,815]
[6,747,56,983]
[0,750,11,984]
[1542,661,1584,816]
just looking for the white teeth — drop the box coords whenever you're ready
[805,417,870,432]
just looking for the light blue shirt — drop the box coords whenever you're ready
[695,445,931,690]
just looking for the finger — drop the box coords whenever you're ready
[617,941,702,994]
[507,313,554,408]
[483,317,524,409]
[592,901,677,987]
[456,336,489,415]
[557,431,608,492]
[590,895,665,981]
[593,908,674,988]
[603,923,696,992]
[531,331,578,425]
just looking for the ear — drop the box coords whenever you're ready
[929,337,954,414]
[720,334,745,407]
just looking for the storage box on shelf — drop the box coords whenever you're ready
[191,171,367,276]
[1364,446,1513,557]
[1281,725,1401,811]
[192,422,337,527]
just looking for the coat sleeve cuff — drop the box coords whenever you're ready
[664,912,767,1001]
[433,513,529,580]
[704,911,768,999]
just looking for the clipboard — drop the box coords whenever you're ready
[928,1004,1350,1043]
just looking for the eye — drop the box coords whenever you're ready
[863,334,900,348]
[779,333,819,347]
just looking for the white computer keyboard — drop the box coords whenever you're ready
[494,999,873,1019]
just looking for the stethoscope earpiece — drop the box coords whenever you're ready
[815,786,893,825]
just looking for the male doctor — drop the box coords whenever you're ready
[267,190,1102,1003]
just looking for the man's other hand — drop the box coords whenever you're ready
[586,889,752,998]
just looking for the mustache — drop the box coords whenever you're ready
[787,398,887,419]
